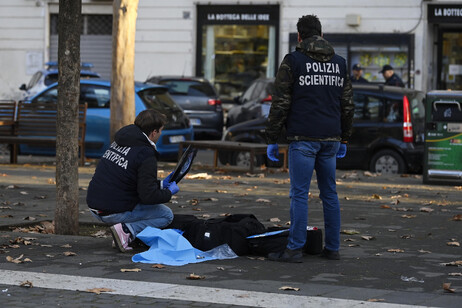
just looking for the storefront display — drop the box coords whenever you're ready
[196,5,279,102]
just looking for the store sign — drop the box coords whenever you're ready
[197,5,278,25]
[206,13,270,22]
[428,4,462,23]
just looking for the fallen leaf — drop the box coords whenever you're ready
[23,216,36,221]
[199,214,211,218]
[387,249,404,253]
[380,205,391,209]
[420,207,434,213]
[279,286,300,291]
[443,283,456,293]
[120,268,141,272]
[256,198,271,203]
[86,288,114,295]
[217,267,225,271]
[216,190,227,194]
[363,171,378,177]
[441,260,462,266]
[448,273,462,276]
[447,242,460,247]
[418,249,431,254]
[63,251,76,256]
[401,215,417,219]
[341,229,360,235]
[152,264,165,269]
[204,197,218,202]
[187,273,205,280]
[344,238,356,242]
[451,214,462,221]
[187,173,212,180]
[372,194,382,200]
[91,230,109,238]
[269,217,280,223]
[60,244,72,248]
[47,178,56,185]
[6,185,18,189]
[6,254,24,264]
[19,280,33,288]
[395,207,413,212]
[367,299,385,302]
[219,213,231,217]
[361,236,375,241]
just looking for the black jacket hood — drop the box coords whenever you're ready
[114,124,152,148]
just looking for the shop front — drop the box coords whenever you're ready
[196,5,279,102]
[428,3,462,91]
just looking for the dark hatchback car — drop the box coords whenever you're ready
[146,76,223,139]
[226,78,275,128]
[220,83,426,174]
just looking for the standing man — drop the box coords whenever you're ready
[380,64,405,87]
[266,15,354,262]
[87,109,179,253]
[350,64,369,83]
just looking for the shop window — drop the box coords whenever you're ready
[201,24,276,100]
[440,32,462,90]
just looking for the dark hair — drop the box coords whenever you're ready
[297,15,322,40]
[134,109,167,135]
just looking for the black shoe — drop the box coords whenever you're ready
[320,248,340,260]
[268,248,303,263]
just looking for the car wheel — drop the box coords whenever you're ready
[231,151,264,168]
[370,149,406,174]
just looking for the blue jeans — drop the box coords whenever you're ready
[91,203,173,237]
[287,141,341,252]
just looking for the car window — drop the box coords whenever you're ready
[241,81,258,103]
[253,81,267,101]
[410,93,425,121]
[353,93,383,122]
[44,74,58,86]
[384,99,403,123]
[80,84,110,108]
[138,88,184,116]
[159,80,215,97]
[27,72,43,90]
[32,87,58,104]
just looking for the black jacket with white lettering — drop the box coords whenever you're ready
[266,35,354,143]
[86,124,172,213]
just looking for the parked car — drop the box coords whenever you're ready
[226,78,275,128]
[220,83,426,174]
[19,62,100,99]
[146,76,223,139]
[21,79,193,159]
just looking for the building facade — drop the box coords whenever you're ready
[1,0,461,100]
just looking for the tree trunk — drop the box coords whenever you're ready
[54,0,81,235]
[110,0,139,141]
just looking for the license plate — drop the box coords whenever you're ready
[190,118,201,126]
[169,135,186,143]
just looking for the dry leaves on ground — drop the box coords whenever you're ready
[187,273,205,280]
[361,236,375,241]
[387,249,405,253]
[152,264,165,269]
[120,268,141,272]
[63,251,76,256]
[6,254,32,263]
[341,229,360,235]
[441,260,462,267]
[371,194,382,200]
[447,241,460,247]
[86,288,114,294]
[256,198,271,203]
[443,283,456,293]
[451,214,462,221]
[19,280,33,288]
[420,207,434,213]
[279,286,300,291]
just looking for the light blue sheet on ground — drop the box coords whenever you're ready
[132,227,238,266]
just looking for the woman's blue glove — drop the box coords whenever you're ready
[162,171,174,189]
[267,144,279,162]
[167,181,179,195]
[336,143,347,158]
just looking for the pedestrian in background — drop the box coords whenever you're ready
[86,109,179,253]
[350,63,369,83]
[380,64,405,87]
[265,14,354,262]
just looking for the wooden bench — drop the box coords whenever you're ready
[179,140,288,173]
[0,102,87,166]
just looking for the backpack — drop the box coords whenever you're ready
[167,214,266,256]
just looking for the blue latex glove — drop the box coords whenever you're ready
[162,171,174,189]
[168,181,179,195]
[337,143,347,158]
[267,144,279,162]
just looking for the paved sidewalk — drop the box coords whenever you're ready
[0,157,461,307]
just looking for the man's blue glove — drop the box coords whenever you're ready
[267,144,279,162]
[167,181,179,195]
[162,171,174,189]
[337,143,347,158]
